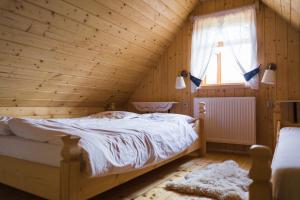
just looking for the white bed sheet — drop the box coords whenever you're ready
[0,135,61,167]
[272,127,300,200]
[7,115,198,177]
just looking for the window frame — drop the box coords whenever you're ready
[201,41,246,87]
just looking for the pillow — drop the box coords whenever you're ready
[8,118,66,142]
[0,116,13,135]
[88,111,139,119]
[140,113,196,124]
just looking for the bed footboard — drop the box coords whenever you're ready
[249,145,272,200]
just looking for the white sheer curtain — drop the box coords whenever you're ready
[190,15,219,92]
[190,5,259,91]
[221,6,259,89]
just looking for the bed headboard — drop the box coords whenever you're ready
[0,107,104,119]
[273,101,300,149]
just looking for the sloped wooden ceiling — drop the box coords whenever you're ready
[129,0,300,148]
[0,0,198,107]
[261,0,300,30]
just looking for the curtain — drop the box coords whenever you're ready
[190,15,219,92]
[221,6,259,89]
[190,5,259,91]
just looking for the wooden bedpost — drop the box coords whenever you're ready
[60,135,82,200]
[199,102,206,156]
[249,145,272,200]
[273,102,281,150]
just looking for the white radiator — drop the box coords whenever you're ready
[194,97,256,145]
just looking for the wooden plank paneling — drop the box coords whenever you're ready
[0,107,104,118]
[261,0,300,30]
[260,5,276,148]
[130,0,300,148]
[0,0,198,107]
[287,25,300,99]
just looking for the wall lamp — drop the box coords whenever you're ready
[261,63,276,85]
[175,70,188,89]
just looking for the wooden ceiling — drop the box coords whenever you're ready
[0,0,299,108]
[0,0,198,107]
[261,0,300,30]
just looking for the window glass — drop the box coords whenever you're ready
[202,40,249,85]
[204,53,218,84]
[221,46,244,84]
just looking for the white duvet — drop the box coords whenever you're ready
[8,114,198,177]
[272,127,300,200]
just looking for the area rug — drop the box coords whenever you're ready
[165,160,252,200]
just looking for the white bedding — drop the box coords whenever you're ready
[0,135,62,167]
[6,114,198,177]
[272,127,300,200]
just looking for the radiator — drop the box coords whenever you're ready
[194,97,256,145]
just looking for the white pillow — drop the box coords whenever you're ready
[8,118,66,142]
[140,113,196,124]
[88,111,139,119]
[0,116,13,136]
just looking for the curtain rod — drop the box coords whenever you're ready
[190,3,258,21]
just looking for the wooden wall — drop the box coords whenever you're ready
[130,0,300,148]
[0,107,104,118]
[0,0,197,108]
[261,0,300,30]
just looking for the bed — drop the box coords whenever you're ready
[249,101,300,200]
[0,103,206,200]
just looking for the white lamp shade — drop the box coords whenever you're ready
[175,76,186,89]
[261,69,275,84]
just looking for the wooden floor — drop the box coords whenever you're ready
[0,152,251,200]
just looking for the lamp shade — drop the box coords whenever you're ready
[261,69,275,85]
[175,76,186,89]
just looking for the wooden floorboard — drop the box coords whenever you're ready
[0,152,251,200]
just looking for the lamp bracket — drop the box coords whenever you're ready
[180,70,188,78]
[267,63,276,70]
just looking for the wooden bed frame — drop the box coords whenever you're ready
[0,103,206,200]
[249,101,300,200]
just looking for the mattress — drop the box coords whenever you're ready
[0,125,199,172]
[272,127,300,200]
[0,135,61,167]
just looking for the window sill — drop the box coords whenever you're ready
[200,83,246,90]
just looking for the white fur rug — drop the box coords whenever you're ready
[165,160,252,200]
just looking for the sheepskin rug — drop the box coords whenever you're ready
[165,160,252,200]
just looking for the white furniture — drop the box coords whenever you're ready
[272,127,300,200]
[131,102,178,112]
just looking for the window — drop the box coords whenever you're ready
[190,6,259,91]
[202,41,247,86]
